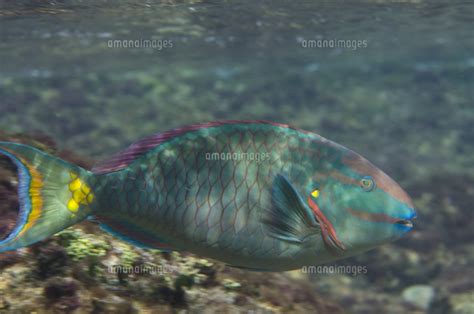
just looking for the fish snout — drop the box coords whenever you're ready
[394,208,417,231]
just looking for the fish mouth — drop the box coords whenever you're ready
[395,219,413,228]
[395,210,416,229]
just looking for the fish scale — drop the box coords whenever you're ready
[92,124,311,263]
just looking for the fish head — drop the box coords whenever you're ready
[310,149,416,254]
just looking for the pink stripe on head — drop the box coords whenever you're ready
[345,207,401,224]
[342,151,414,208]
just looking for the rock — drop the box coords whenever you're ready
[44,277,79,300]
[0,296,10,310]
[31,240,69,278]
[223,278,241,291]
[0,251,20,269]
[401,285,435,310]
[91,296,137,314]
[44,277,81,313]
[449,292,474,314]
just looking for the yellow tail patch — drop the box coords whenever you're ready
[67,172,94,213]
[17,156,44,237]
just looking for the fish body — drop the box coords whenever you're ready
[0,121,416,271]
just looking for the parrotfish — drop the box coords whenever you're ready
[0,121,416,271]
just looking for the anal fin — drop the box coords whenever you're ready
[227,264,273,272]
[97,217,172,251]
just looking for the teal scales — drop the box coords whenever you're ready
[0,121,416,271]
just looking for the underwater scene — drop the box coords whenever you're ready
[0,0,473,313]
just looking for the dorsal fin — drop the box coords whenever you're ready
[92,120,297,174]
[92,130,183,174]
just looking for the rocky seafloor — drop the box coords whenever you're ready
[0,126,472,313]
[1,41,474,313]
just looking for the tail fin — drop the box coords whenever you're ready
[0,142,95,252]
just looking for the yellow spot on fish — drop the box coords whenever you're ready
[311,189,320,198]
[69,178,82,191]
[67,199,79,212]
[67,172,94,213]
[81,184,91,195]
[73,190,84,203]
[87,193,94,204]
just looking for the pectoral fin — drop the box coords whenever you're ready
[261,174,318,243]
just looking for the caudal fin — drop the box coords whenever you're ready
[0,142,95,252]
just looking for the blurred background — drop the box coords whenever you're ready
[0,0,473,313]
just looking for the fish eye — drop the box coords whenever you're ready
[360,176,375,192]
[311,189,320,198]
